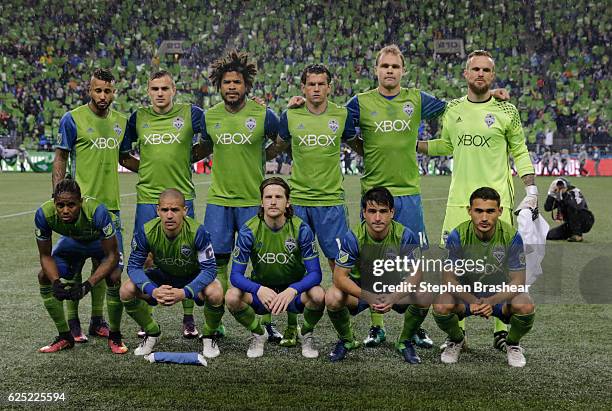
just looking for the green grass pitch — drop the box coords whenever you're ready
[1,173,611,409]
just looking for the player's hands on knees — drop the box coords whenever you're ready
[270,287,298,315]
[52,279,71,300]
[288,96,305,108]
[471,301,493,318]
[491,88,510,101]
[257,286,278,311]
[371,294,393,313]
[68,281,92,301]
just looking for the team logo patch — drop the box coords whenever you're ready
[131,238,137,251]
[56,133,63,145]
[484,113,495,128]
[403,103,414,117]
[492,245,505,264]
[181,245,192,257]
[338,250,349,264]
[102,223,113,237]
[245,117,257,131]
[519,251,526,266]
[113,123,122,136]
[173,117,184,131]
[442,230,450,244]
[284,238,297,253]
[35,228,42,238]
[232,246,240,258]
[328,119,339,133]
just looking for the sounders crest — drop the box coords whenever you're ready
[285,238,297,253]
[492,245,505,264]
[173,117,184,131]
[484,113,495,128]
[113,123,122,136]
[245,117,257,131]
[403,103,414,117]
[180,245,192,257]
[328,119,339,133]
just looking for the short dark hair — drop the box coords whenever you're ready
[258,177,293,219]
[361,187,394,210]
[54,177,81,199]
[158,188,185,206]
[149,70,174,83]
[209,50,257,92]
[469,187,501,207]
[92,68,115,84]
[300,64,332,85]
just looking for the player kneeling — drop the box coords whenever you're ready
[326,187,430,363]
[120,189,224,358]
[35,178,126,354]
[226,177,325,358]
[433,187,535,367]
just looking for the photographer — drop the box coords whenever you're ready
[545,178,594,242]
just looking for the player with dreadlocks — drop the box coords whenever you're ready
[195,50,281,340]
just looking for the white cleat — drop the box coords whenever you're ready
[300,332,319,358]
[201,335,220,358]
[246,329,268,358]
[507,344,526,368]
[134,334,160,356]
[441,338,464,364]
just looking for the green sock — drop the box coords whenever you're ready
[122,298,160,335]
[370,310,384,328]
[494,317,508,333]
[64,279,79,321]
[328,307,354,342]
[40,285,69,333]
[287,312,298,327]
[182,299,195,316]
[398,305,429,342]
[261,312,272,324]
[106,283,123,333]
[433,312,464,343]
[202,303,225,336]
[301,307,324,335]
[232,306,263,334]
[507,312,535,345]
[216,260,229,293]
[458,318,466,331]
[90,279,106,317]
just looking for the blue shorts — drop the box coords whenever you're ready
[203,204,259,254]
[293,204,349,260]
[249,286,305,315]
[110,211,124,269]
[144,267,204,305]
[52,235,123,279]
[134,200,195,238]
[362,194,428,249]
[463,302,510,323]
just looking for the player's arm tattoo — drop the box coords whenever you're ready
[521,173,535,187]
[346,138,363,157]
[192,141,212,162]
[52,149,68,191]
[119,152,139,172]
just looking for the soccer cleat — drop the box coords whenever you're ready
[299,332,318,358]
[134,334,160,356]
[246,329,268,358]
[363,325,386,347]
[279,326,299,347]
[411,327,434,349]
[263,322,282,344]
[507,344,526,367]
[182,316,199,339]
[398,340,421,364]
[329,339,360,362]
[137,328,146,338]
[201,335,220,358]
[69,319,89,343]
[214,324,226,338]
[494,330,508,352]
[440,330,467,351]
[441,338,465,364]
[88,317,110,338]
[108,332,128,354]
[39,335,75,353]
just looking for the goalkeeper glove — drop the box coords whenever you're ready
[515,185,539,220]
[52,279,71,300]
[69,281,92,301]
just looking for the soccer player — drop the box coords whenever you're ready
[432,187,535,367]
[121,188,224,358]
[35,178,126,353]
[417,50,537,350]
[53,68,135,343]
[195,50,281,340]
[120,70,204,338]
[272,63,356,346]
[326,187,429,363]
[226,177,325,358]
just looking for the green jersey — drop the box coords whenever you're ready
[127,216,216,298]
[231,216,320,293]
[57,105,127,211]
[35,197,116,242]
[335,220,417,281]
[279,103,356,206]
[204,100,279,207]
[446,220,525,287]
[346,88,446,196]
[122,103,204,204]
[428,97,534,208]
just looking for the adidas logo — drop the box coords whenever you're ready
[456,116,462,123]
[371,111,378,116]
[297,123,305,130]
[87,127,94,133]
[143,123,149,129]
